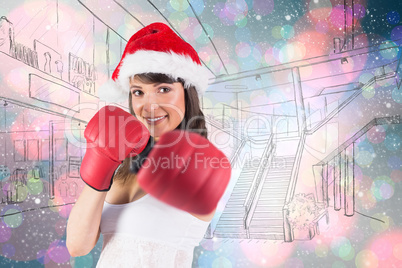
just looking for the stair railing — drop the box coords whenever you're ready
[283,132,306,242]
[313,115,401,215]
[243,135,274,229]
[243,143,276,235]
[306,62,398,135]
[230,139,247,166]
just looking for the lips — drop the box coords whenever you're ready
[144,115,167,125]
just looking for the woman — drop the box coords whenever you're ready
[66,23,231,267]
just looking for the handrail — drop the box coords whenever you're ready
[312,116,402,220]
[244,144,276,231]
[284,133,306,205]
[243,135,274,220]
[306,67,397,135]
[283,133,306,242]
[205,115,272,144]
[315,115,401,166]
[230,139,246,166]
[205,116,243,141]
[283,116,402,242]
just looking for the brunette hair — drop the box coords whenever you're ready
[114,73,207,184]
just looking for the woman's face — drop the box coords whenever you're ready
[130,76,185,139]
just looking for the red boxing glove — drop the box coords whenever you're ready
[137,130,231,215]
[80,105,150,191]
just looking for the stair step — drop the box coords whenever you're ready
[266,175,291,179]
[258,198,286,203]
[214,226,245,233]
[254,205,283,211]
[226,200,245,206]
[260,190,287,194]
[273,156,295,160]
[225,204,244,208]
[271,159,294,163]
[257,199,286,206]
[260,185,288,190]
[252,211,283,218]
[233,184,251,188]
[231,190,249,194]
[265,174,292,179]
[267,171,292,176]
[236,182,253,186]
[219,215,245,220]
[239,175,255,179]
[250,218,283,228]
[229,194,248,198]
[217,219,244,224]
[248,233,284,240]
[248,224,283,233]
[232,186,251,190]
[213,232,248,239]
[222,207,246,212]
[271,162,294,165]
[259,193,287,198]
[216,221,244,227]
[249,218,283,226]
[264,176,291,180]
[231,188,250,193]
[226,198,246,203]
[239,174,255,178]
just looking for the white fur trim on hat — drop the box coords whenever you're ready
[119,50,209,94]
[99,50,209,103]
[98,78,128,103]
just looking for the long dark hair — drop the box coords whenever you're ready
[114,73,207,184]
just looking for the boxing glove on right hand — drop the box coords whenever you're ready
[80,105,150,191]
[137,130,231,215]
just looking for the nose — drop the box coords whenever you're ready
[143,96,160,113]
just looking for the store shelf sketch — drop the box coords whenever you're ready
[0,104,86,208]
[0,17,88,210]
[0,10,103,214]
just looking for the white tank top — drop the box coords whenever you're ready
[97,194,210,267]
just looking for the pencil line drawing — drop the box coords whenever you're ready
[0,0,401,265]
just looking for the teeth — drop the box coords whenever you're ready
[147,116,165,122]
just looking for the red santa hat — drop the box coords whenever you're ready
[99,22,209,103]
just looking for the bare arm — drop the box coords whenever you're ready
[66,185,107,257]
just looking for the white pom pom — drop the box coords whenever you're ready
[98,79,128,103]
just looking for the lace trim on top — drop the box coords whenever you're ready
[96,234,194,268]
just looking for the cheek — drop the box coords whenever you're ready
[173,92,185,118]
[172,100,185,121]
[131,101,141,116]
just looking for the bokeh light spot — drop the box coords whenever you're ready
[355,250,378,268]
[387,11,400,25]
[3,208,23,228]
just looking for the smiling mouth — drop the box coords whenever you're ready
[145,115,167,124]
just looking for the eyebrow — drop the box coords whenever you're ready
[130,82,168,89]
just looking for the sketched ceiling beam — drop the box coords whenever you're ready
[113,0,145,27]
[0,97,88,124]
[78,0,127,41]
[145,0,217,78]
[186,0,229,76]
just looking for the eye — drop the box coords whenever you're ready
[132,90,143,96]
[159,87,171,93]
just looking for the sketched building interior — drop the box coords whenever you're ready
[0,0,400,249]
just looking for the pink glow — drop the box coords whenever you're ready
[240,241,295,267]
